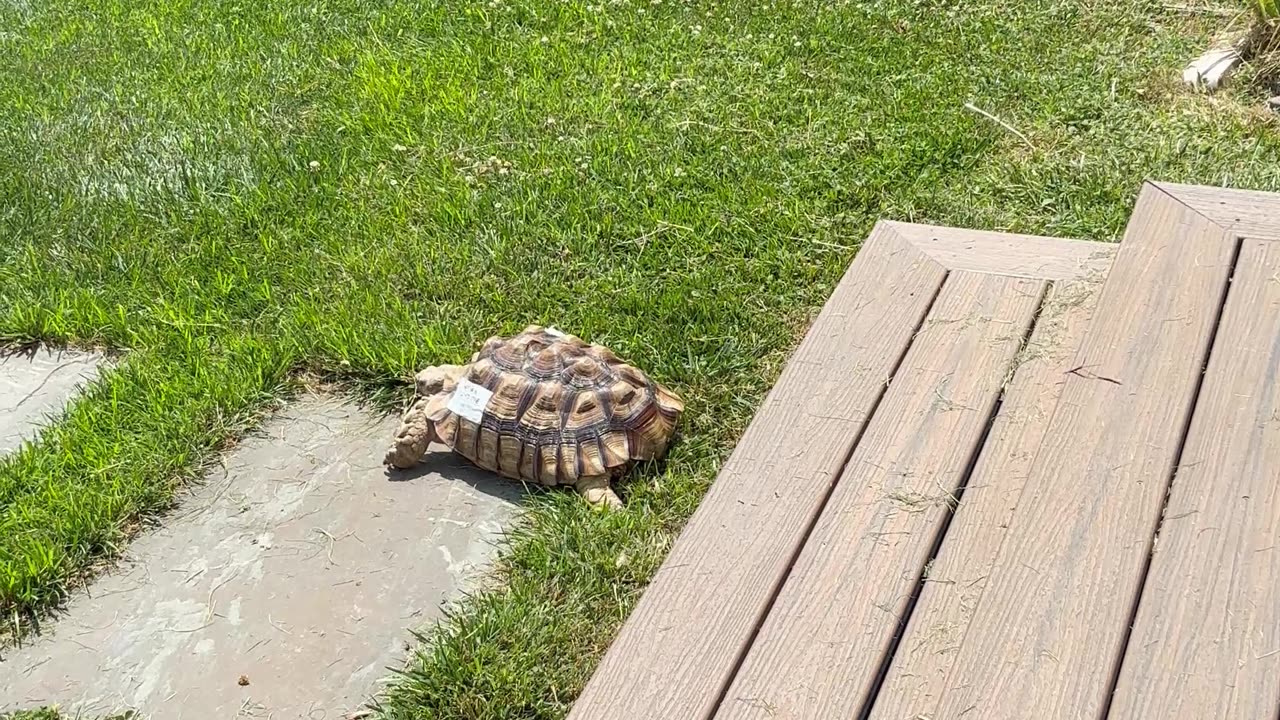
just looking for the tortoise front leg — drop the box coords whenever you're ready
[575,475,623,509]
[383,397,439,469]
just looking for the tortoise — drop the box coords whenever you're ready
[382,325,684,508]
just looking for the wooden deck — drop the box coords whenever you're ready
[568,182,1280,720]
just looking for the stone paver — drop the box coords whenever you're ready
[0,396,522,719]
[1,347,103,454]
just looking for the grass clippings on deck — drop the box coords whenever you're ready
[1,0,1279,717]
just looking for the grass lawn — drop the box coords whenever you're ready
[1,0,1279,716]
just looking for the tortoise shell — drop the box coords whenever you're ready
[425,325,683,486]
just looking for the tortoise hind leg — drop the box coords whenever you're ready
[575,475,622,509]
[383,398,439,469]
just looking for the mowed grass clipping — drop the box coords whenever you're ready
[1,0,1279,716]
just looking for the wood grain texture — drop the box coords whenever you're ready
[928,184,1237,720]
[888,221,1117,281]
[1156,181,1280,239]
[1107,237,1280,719]
[566,224,948,720]
[715,271,1046,720]
[869,270,1108,720]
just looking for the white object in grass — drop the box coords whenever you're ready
[1182,44,1244,91]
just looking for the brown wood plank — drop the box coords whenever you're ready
[566,224,948,720]
[715,271,1046,720]
[927,185,1237,719]
[1156,181,1280,239]
[888,221,1116,281]
[1107,237,1280,719]
[869,271,1108,720]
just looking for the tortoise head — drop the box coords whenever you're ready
[415,364,466,398]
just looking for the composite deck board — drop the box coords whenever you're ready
[1156,181,1280,239]
[868,272,1107,720]
[566,225,948,720]
[886,222,1114,281]
[929,186,1237,719]
[568,182,1280,720]
[1107,237,1280,719]
[716,271,1045,720]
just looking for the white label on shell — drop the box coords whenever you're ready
[447,378,494,423]
[545,326,567,338]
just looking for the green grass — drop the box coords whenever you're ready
[1,711,133,720]
[1,0,1278,716]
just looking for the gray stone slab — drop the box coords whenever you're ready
[1,347,103,454]
[0,396,522,719]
